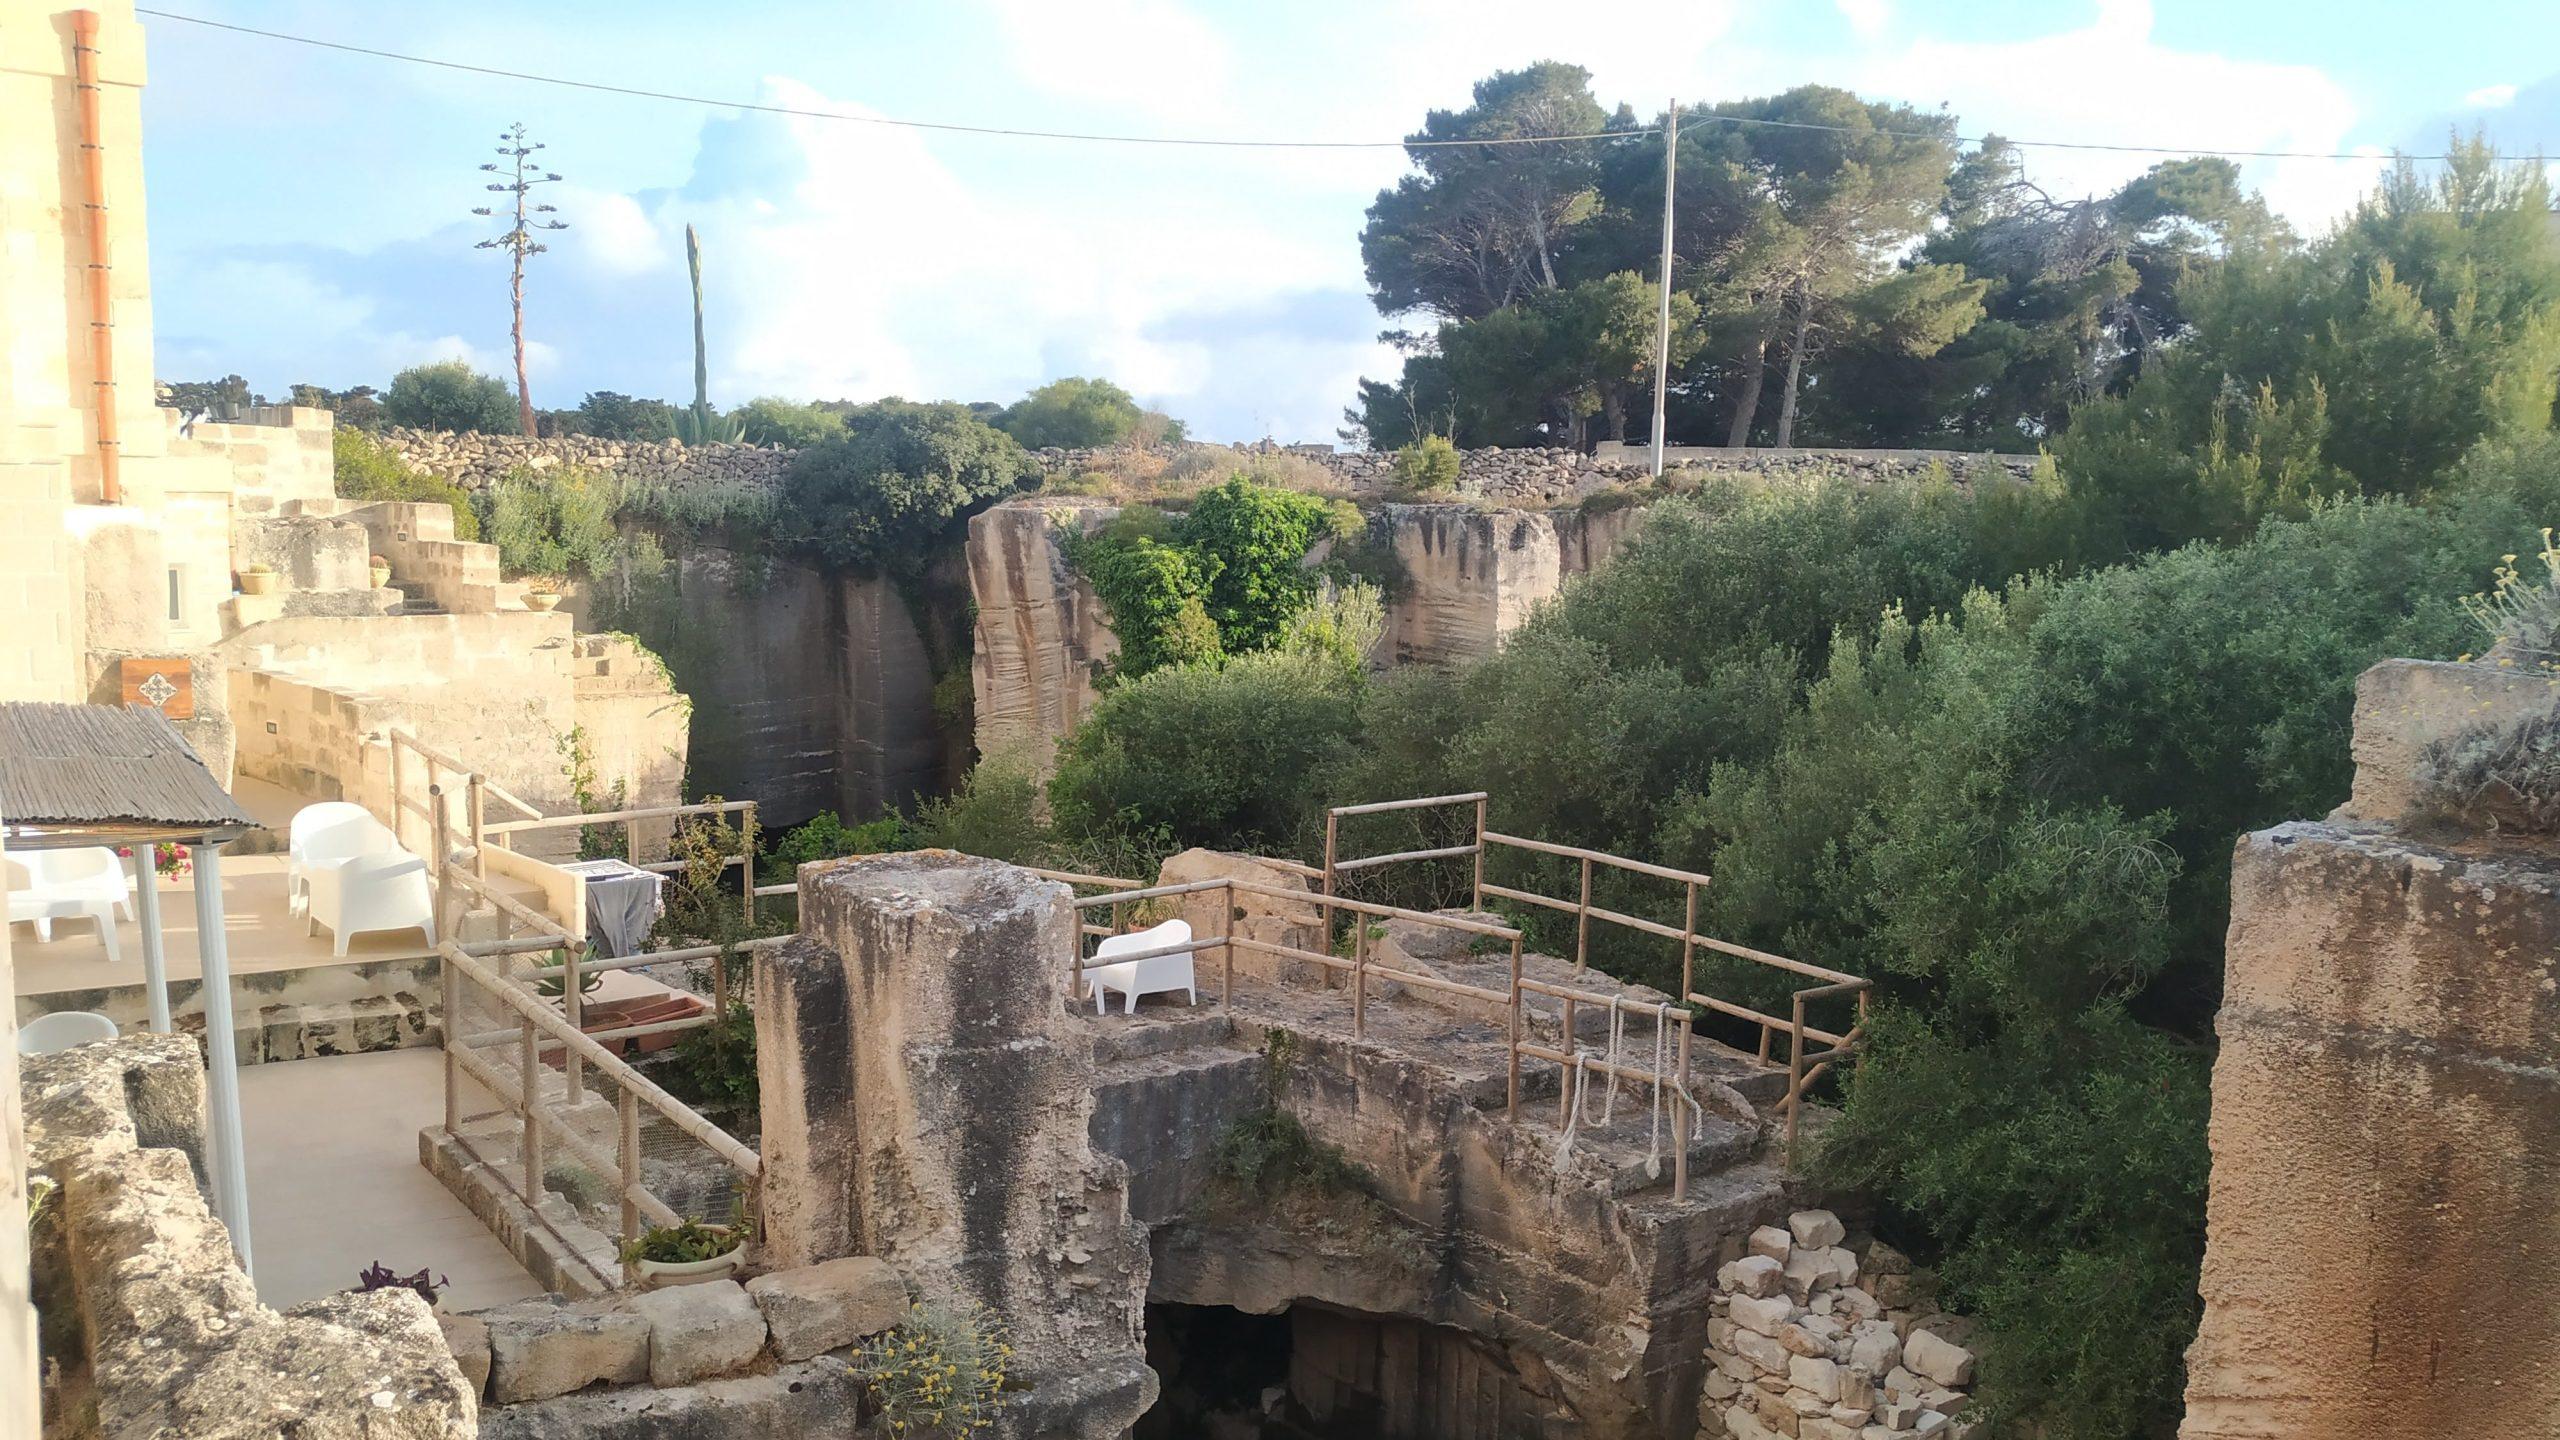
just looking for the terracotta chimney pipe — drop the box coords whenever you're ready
[72,10,123,504]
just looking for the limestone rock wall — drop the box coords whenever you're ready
[1380,502,1641,667]
[671,549,945,829]
[757,852,1155,1436]
[969,503,1119,767]
[967,500,1644,765]
[2180,820,2560,1438]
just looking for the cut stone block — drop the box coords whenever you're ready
[1903,1329,1976,1388]
[481,1295,650,1404]
[1749,1225,1795,1262]
[437,1311,491,1396]
[1789,1210,1848,1249]
[631,1279,766,1387]
[745,1255,908,1363]
[1731,1292,1796,1337]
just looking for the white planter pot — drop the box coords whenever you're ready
[633,1240,746,1289]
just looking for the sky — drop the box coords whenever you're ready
[135,0,2560,444]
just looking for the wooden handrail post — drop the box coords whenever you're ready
[1472,795,1488,911]
[1674,1013,1692,1201]
[1785,993,1807,1166]
[1559,993,1579,1125]
[468,774,489,881]
[624,817,641,866]
[1321,810,1339,947]
[1681,880,1698,1093]
[440,936,462,1133]
[713,947,729,1014]
[429,782,451,933]
[1352,912,1368,1039]
[1506,937,1523,1118]
[1575,855,1594,974]
[618,1088,641,1247]
[740,802,757,928]
[562,943,585,1104]
[1219,879,1234,1007]
[391,740,407,854]
[520,1014,544,1202]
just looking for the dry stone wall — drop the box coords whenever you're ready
[1699,1210,1980,1440]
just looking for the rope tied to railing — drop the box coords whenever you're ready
[1551,995,1709,1182]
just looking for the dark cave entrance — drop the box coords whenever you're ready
[1137,1301,1546,1440]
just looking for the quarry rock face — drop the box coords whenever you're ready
[756,850,1154,1437]
[968,503,1119,770]
[1377,502,1641,667]
[2180,820,2560,1438]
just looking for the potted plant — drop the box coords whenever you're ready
[238,562,280,596]
[620,1212,752,1288]
[523,575,565,612]
[368,553,392,588]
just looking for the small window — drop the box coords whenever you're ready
[167,566,185,624]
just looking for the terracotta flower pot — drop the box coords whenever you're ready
[369,564,392,588]
[525,592,562,612]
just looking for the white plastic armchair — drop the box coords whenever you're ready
[5,847,132,962]
[304,850,435,956]
[288,802,387,916]
[1082,918,1197,1015]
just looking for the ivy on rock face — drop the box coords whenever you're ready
[1063,478,1362,681]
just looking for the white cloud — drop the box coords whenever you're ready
[1836,0,2368,232]
[980,0,1235,122]
[2464,83,2520,109]
[558,188,667,278]
[1835,0,1891,42]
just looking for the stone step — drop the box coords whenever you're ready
[1088,1008,1239,1065]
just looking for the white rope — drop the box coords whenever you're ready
[1553,994,1713,1178]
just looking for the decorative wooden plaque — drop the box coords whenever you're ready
[119,656,195,719]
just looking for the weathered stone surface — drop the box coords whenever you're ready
[744,1255,907,1363]
[1749,1226,1794,1262]
[1788,1211,1847,1249]
[1727,1255,1785,1298]
[1902,1329,1974,1388]
[481,1295,650,1404]
[475,1355,864,1440]
[1158,847,1325,989]
[1730,1293,1795,1337]
[26,1035,475,1439]
[766,852,1151,1438]
[630,1280,765,1387]
[1788,1355,1842,1402]
[438,1311,491,1395]
[2329,657,2559,826]
[2183,820,2560,1439]
[1846,1322,1901,1378]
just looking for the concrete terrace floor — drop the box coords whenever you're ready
[239,1047,543,1311]
[10,850,545,999]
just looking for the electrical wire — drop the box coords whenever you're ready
[136,6,2482,164]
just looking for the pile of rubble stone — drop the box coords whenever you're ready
[1702,1209,1981,1440]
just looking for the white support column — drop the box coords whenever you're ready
[129,845,170,1033]
[189,842,252,1271]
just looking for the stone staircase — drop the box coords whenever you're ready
[282,497,533,616]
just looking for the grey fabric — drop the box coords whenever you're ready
[560,859,664,958]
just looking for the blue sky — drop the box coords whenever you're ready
[137,0,2560,443]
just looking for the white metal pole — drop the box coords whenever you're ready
[1650,97,1679,479]
[189,842,253,1271]
[129,846,171,1033]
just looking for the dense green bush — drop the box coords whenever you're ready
[1049,650,1364,852]
[779,400,1035,577]
[332,429,481,542]
[732,396,846,448]
[760,810,910,885]
[570,391,677,441]
[1063,479,1361,680]
[998,376,1182,449]
[381,361,518,433]
[1389,434,1460,493]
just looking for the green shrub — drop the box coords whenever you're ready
[1390,434,1461,493]
[381,360,517,433]
[762,810,910,885]
[999,375,1158,449]
[332,429,481,542]
[731,396,845,448]
[1062,480,1355,680]
[779,401,1035,576]
[1049,649,1362,852]
[852,1303,1011,1438]
[486,465,618,577]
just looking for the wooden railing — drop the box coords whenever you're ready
[433,857,763,1288]
[1321,795,1872,1159]
[1044,865,1707,1200]
[484,799,761,927]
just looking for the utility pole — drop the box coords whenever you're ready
[1650,98,1678,478]
[474,123,567,437]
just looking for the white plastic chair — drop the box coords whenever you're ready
[16,1010,118,1056]
[304,851,435,956]
[5,848,132,962]
[288,802,389,916]
[1082,918,1196,1015]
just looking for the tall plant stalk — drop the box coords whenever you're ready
[474,123,568,437]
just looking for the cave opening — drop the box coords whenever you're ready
[1137,1301,1543,1440]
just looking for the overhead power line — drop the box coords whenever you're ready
[137,7,2481,165]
